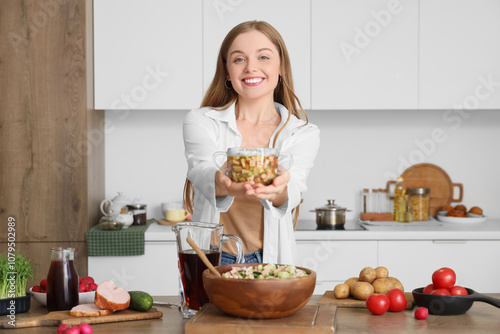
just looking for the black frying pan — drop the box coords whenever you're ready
[412,287,500,315]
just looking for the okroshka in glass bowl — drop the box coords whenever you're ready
[213,147,292,185]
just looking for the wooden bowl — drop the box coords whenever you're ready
[203,263,316,319]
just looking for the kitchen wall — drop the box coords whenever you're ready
[104,108,500,222]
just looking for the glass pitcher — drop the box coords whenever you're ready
[171,222,244,318]
[46,247,79,312]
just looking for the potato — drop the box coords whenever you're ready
[375,266,389,279]
[350,281,374,300]
[344,277,359,287]
[333,284,350,299]
[359,267,377,283]
[388,277,404,292]
[371,278,394,294]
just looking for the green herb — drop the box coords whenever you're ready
[0,254,34,299]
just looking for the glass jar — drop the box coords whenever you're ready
[408,188,431,221]
[46,247,79,312]
[99,214,124,230]
[126,204,147,225]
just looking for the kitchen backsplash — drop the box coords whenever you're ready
[104,109,500,221]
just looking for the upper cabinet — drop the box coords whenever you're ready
[94,1,500,110]
[419,0,500,109]
[202,0,311,109]
[311,0,419,110]
[94,0,203,110]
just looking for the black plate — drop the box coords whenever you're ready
[412,287,500,315]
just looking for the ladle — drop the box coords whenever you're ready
[186,237,221,277]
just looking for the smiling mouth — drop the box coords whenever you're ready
[243,77,263,85]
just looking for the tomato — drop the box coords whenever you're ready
[422,283,435,294]
[366,293,390,315]
[386,289,407,312]
[450,285,468,296]
[431,288,451,295]
[414,307,429,320]
[432,267,456,289]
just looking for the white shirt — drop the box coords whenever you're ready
[183,102,320,264]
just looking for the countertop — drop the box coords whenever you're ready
[145,218,500,242]
[10,294,500,333]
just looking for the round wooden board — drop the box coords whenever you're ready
[387,163,463,217]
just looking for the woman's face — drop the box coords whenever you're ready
[226,30,281,102]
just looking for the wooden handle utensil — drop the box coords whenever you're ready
[186,237,221,277]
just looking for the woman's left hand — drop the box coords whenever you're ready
[244,166,290,206]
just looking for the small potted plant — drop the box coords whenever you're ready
[0,254,34,316]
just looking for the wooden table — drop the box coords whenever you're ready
[6,294,500,333]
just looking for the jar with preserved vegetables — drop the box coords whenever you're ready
[408,188,430,221]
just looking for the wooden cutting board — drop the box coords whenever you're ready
[319,291,414,310]
[0,308,163,329]
[185,304,337,334]
[386,163,463,217]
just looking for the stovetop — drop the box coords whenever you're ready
[295,219,366,231]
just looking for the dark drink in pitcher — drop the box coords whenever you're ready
[47,248,79,312]
[178,249,220,310]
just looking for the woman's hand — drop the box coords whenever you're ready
[244,166,290,207]
[215,170,255,197]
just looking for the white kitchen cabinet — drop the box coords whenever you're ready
[295,240,378,295]
[94,0,203,110]
[420,0,500,109]
[202,0,311,109]
[379,240,500,293]
[311,0,418,110]
[88,242,179,296]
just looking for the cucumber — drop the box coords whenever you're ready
[128,291,153,312]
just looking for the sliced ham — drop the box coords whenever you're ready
[70,303,113,317]
[94,280,130,311]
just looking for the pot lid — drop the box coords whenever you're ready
[315,199,346,212]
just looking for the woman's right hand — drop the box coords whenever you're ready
[215,170,255,197]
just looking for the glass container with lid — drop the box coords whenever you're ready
[408,188,431,221]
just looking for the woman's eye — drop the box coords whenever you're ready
[259,55,270,60]
[233,57,244,63]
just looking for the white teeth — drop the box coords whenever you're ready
[245,78,262,84]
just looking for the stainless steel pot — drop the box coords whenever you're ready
[311,200,350,228]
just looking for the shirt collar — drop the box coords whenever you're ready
[204,103,238,132]
[204,102,292,134]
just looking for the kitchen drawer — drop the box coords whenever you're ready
[88,242,178,296]
[295,240,378,282]
[379,240,500,293]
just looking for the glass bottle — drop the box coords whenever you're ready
[362,189,369,213]
[47,247,79,312]
[393,176,406,222]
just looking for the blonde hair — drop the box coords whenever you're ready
[184,21,306,226]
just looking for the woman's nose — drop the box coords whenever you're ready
[244,58,257,72]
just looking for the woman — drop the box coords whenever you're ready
[183,21,320,265]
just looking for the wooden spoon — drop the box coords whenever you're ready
[186,237,221,277]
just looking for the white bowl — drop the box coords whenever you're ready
[30,287,95,306]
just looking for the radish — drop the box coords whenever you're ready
[57,324,70,334]
[78,323,93,334]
